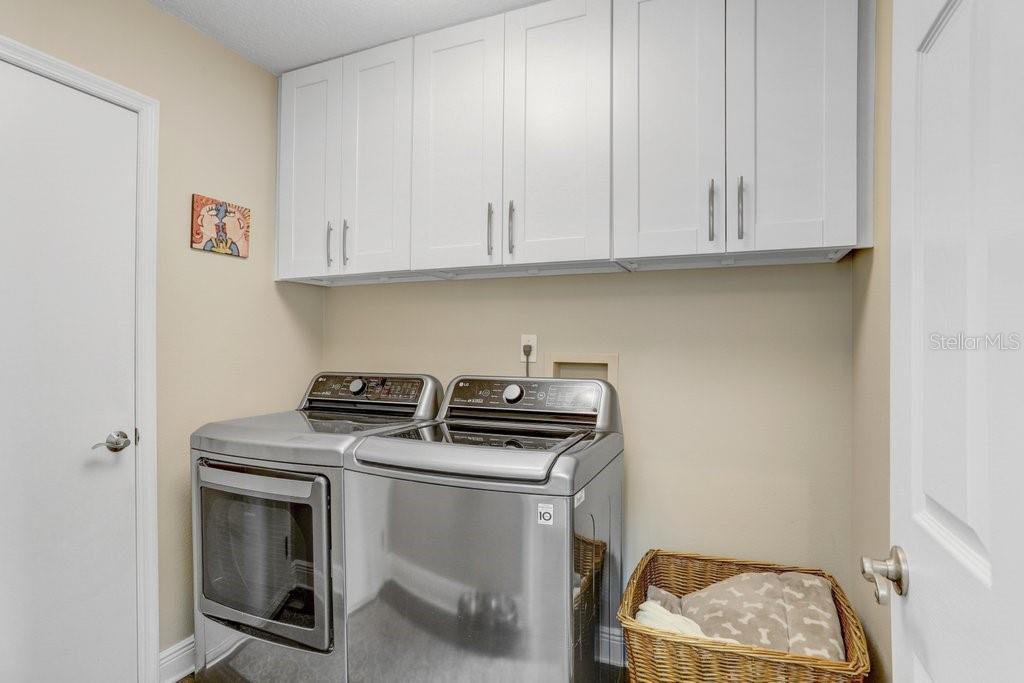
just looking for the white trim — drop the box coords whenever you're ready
[159,636,195,683]
[0,35,161,683]
[598,624,625,668]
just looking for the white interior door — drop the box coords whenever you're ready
[613,0,725,258]
[889,1,1024,680]
[341,38,413,275]
[503,0,611,265]
[411,16,504,271]
[0,59,140,680]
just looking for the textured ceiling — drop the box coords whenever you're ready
[149,0,544,74]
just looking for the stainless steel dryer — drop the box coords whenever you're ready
[344,376,624,682]
[190,373,441,682]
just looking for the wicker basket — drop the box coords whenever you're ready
[617,550,870,683]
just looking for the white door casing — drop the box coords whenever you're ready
[503,0,611,265]
[411,16,505,271]
[890,1,1024,680]
[0,36,159,682]
[726,0,858,252]
[340,38,413,275]
[613,0,725,258]
[278,58,343,278]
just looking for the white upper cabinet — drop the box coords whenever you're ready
[278,58,342,279]
[340,39,414,275]
[613,0,726,259]
[503,0,611,265]
[411,16,505,271]
[726,0,858,252]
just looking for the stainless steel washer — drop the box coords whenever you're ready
[344,376,624,682]
[190,373,442,681]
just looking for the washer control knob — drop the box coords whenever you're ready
[502,383,525,404]
[349,378,367,395]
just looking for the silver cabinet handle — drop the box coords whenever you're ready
[507,200,515,254]
[487,202,494,256]
[342,219,350,265]
[737,175,745,240]
[326,221,334,267]
[708,179,715,241]
[92,430,131,453]
[861,545,909,605]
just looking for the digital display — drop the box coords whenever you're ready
[306,375,423,403]
[449,379,600,413]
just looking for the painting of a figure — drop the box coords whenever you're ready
[191,194,250,258]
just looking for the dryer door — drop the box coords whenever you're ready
[196,460,331,651]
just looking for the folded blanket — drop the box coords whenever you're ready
[643,572,845,661]
[635,600,740,644]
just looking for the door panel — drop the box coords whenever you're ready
[503,0,611,264]
[890,1,1024,680]
[0,58,138,680]
[726,0,857,251]
[613,0,725,258]
[411,17,504,270]
[278,59,342,278]
[345,472,571,681]
[341,39,413,275]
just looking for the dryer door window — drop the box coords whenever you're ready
[196,461,331,651]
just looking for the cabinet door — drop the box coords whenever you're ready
[341,39,413,275]
[503,0,611,265]
[277,59,342,278]
[411,17,505,271]
[613,0,725,259]
[726,0,857,252]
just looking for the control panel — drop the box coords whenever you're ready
[448,378,601,414]
[305,374,424,404]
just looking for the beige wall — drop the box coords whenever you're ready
[0,0,325,649]
[851,0,893,680]
[323,264,858,594]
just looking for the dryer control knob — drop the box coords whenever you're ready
[349,378,367,395]
[502,384,525,404]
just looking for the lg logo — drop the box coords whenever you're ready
[537,503,554,526]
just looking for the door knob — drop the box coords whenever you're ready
[92,430,132,453]
[861,545,909,605]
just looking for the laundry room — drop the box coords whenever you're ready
[5,0,1020,681]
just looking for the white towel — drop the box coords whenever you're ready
[635,600,739,644]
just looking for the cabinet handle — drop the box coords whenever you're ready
[326,221,334,267]
[508,200,515,255]
[708,179,715,242]
[487,202,494,256]
[737,176,745,240]
[342,219,350,266]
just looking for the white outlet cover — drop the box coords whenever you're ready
[520,334,538,362]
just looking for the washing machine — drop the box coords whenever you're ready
[189,372,441,681]
[343,376,624,682]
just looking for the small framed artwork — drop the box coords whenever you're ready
[191,193,251,258]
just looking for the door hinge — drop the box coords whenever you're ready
[135,427,141,445]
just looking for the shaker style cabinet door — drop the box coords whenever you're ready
[340,39,414,275]
[277,59,343,279]
[503,0,612,265]
[613,0,726,259]
[411,17,505,270]
[726,0,858,252]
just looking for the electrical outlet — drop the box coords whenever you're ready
[520,334,538,362]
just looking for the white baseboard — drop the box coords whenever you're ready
[599,624,626,668]
[159,635,195,683]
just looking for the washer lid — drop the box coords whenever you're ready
[354,422,593,482]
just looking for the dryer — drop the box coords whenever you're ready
[344,376,624,682]
[190,373,441,681]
